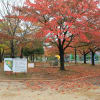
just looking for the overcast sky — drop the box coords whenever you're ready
[0,0,25,6]
[0,0,26,18]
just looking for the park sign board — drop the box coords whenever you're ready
[13,58,27,73]
[4,58,13,71]
[4,58,27,73]
[28,63,34,68]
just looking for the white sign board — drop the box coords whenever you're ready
[28,63,34,68]
[4,58,13,71]
[13,58,27,73]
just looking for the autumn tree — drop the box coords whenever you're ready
[16,0,99,70]
[87,11,100,66]
[0,1,34,58]
[0,1,22,58]
[18,37,44,61]
[71,6,100,65]
[79,11,100,65]
[0,32,17,61]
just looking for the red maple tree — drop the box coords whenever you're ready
[16,0,99,70]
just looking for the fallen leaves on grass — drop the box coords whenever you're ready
[25,66,100,92]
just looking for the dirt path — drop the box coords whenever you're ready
[0,66,100,100]
[0,81,100,100]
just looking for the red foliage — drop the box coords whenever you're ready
[19,0,99,45]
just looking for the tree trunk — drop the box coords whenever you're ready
[0,54,2,62]
[91,51,95,65]
[32,53,34,62]
[0,49,4,62]
[31,55,32,61]
[10,40,15,58]
[59,48,65,70]
[74,47,77,64]
[20,48,23,58]
[83,53,87,64]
